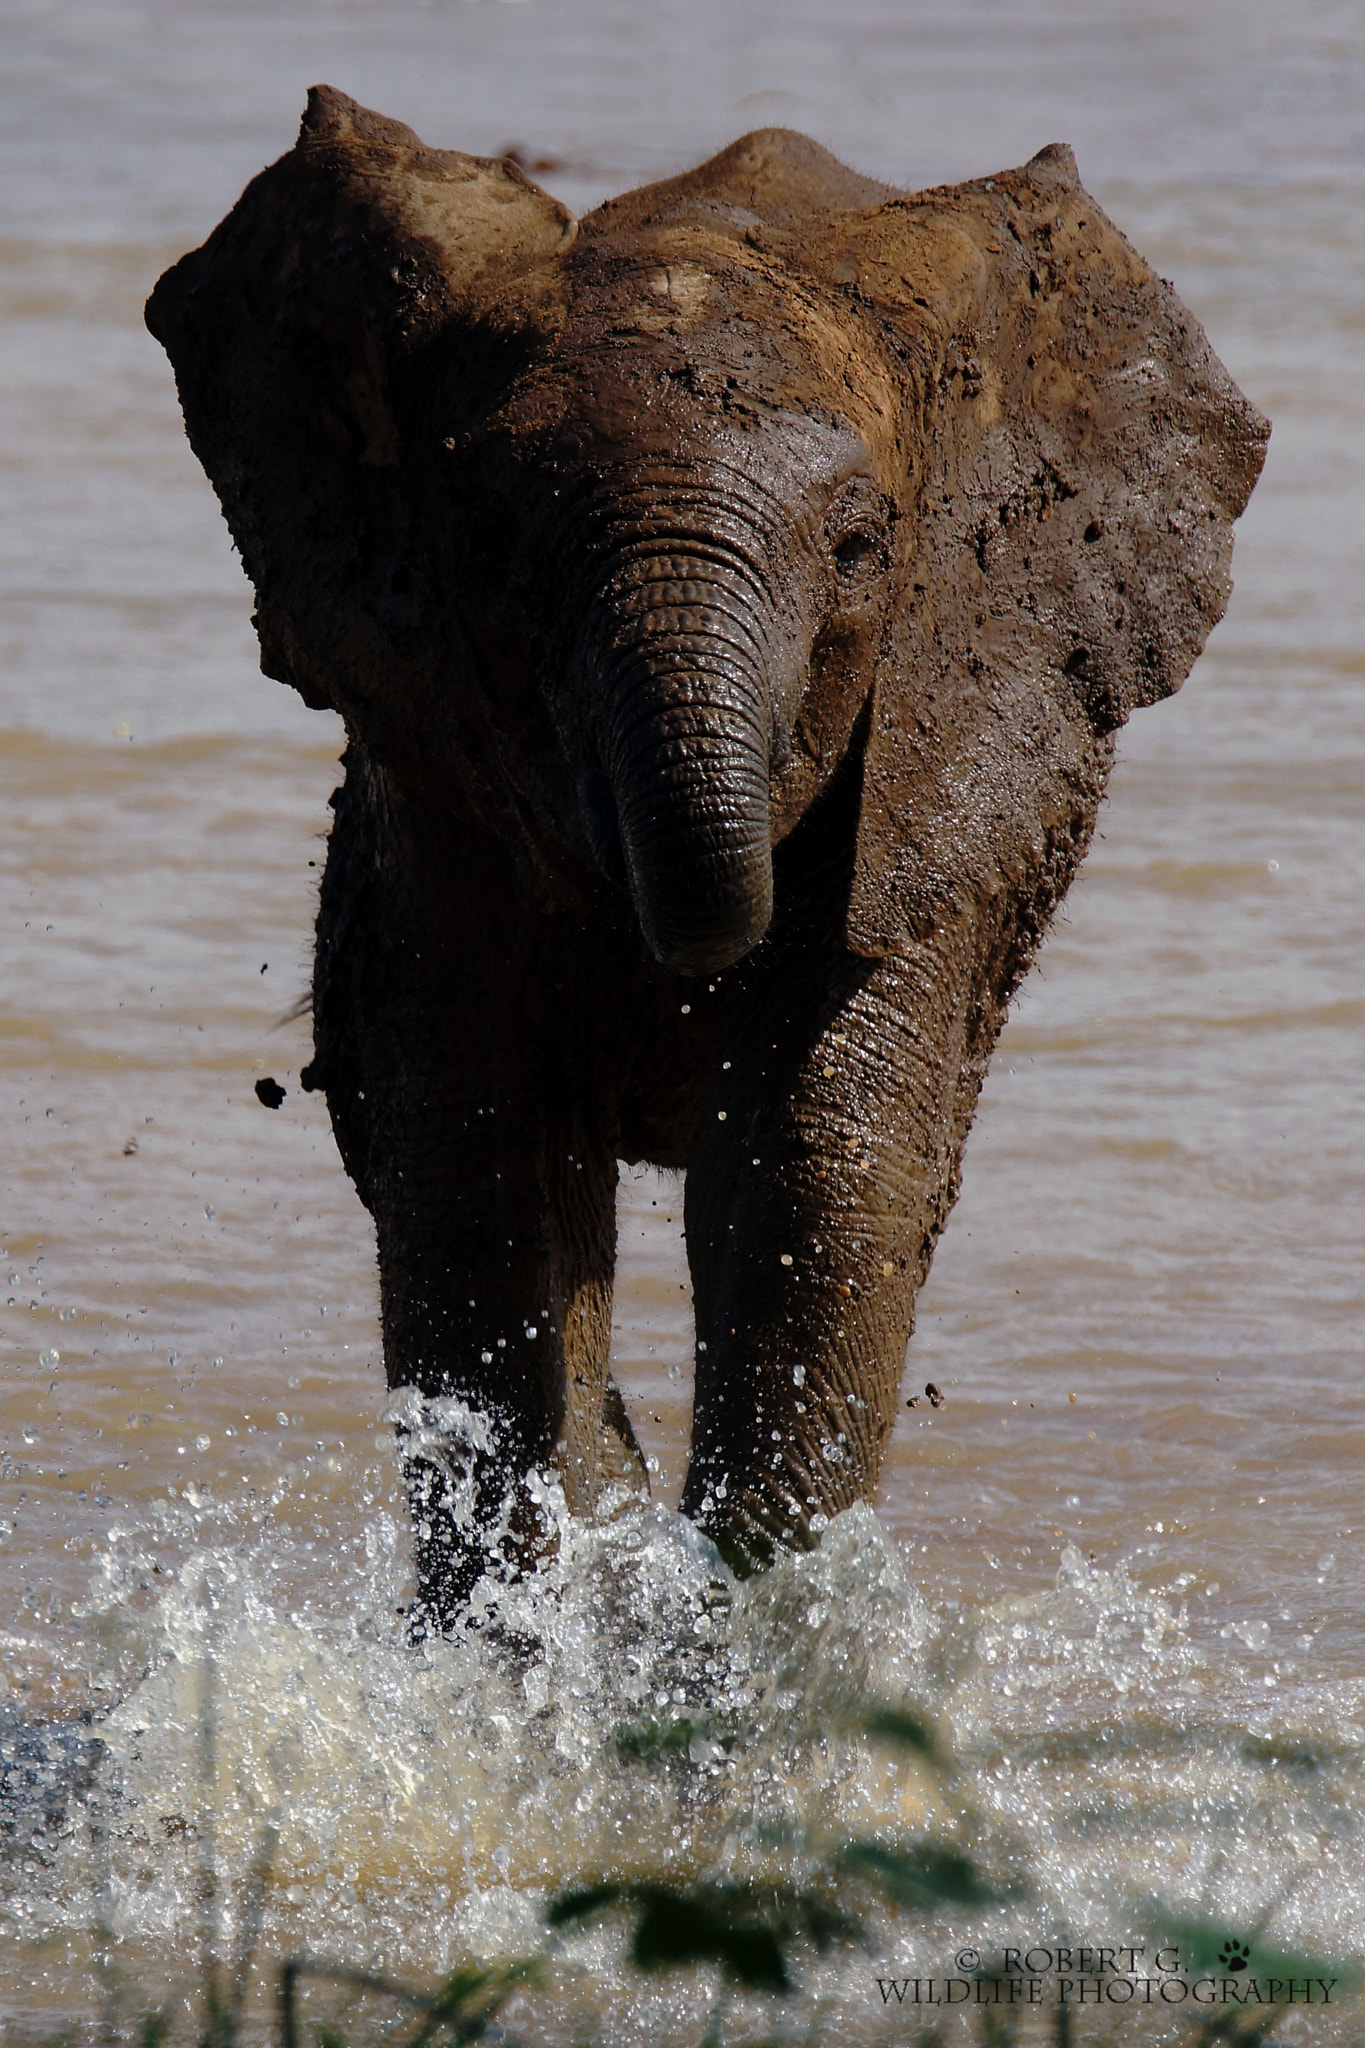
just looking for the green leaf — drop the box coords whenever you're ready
[429,1966,496,2014]
[839,1841,998,1911]
[614,1714,730,1763]
[1157,1916,1360,1997]
[796,1897,865,1955]
[861,1708,938,1759]
[546,1882,623,1928]
[628,1889,790,1994]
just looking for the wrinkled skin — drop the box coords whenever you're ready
[148,89,1268,1630]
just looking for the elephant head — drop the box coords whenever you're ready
[445,366,915,983]
[148,92,1267,1613]
[150,88,1265,983]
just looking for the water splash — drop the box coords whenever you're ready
[3,1476,1364,2039]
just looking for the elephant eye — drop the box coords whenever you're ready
[833,529,877,576]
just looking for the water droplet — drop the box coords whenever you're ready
[716,1110,727,1121]
[39,1348,59,1368]
[276,1411,290,1426]
[58,1306,75,1321]
[779,1252,793,1266]
[195,1435,211,1452]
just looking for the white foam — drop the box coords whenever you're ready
[4,1483,1364,2037]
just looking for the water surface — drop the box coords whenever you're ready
[1,0,1362,2036]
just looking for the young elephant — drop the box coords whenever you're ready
[148,88,1267,1629]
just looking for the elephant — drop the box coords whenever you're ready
[147,87,1267,1633]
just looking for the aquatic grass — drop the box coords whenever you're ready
[53,1884,1365,2046]
[76,1701,1365,2048]
[547,1875,864,1993]
[279,1956,539,2048]
[46,1646,1365,2048]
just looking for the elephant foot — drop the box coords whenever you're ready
[392,1372,651,1638]
[691,1500,822,1582]
[403,1461,552,1640]
[386,1387,551,1636]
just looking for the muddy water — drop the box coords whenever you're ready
[2,0,1364,2038]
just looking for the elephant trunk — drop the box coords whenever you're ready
[588,546,782,977]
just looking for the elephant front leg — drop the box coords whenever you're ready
[680,949,975,1572]
[372,1126,645,1631]
[310,767,645,1632]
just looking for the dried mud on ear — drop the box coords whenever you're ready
[830,144,1269,959]
[144,85,575,742]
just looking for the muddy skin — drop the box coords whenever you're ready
[147,88,1268,1630]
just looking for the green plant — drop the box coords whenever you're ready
[61,1682,1365,2048]
[279,1957,539,2048]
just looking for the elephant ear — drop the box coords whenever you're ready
[827,143,1269,958]
[145,86,575,721]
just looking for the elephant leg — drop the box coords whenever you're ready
[372,1120,646,1629]
[680,921,980,1574]
[308,754,645,1631]
[542,1136,651,1521]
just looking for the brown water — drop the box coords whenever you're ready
[2,0,1364,2039]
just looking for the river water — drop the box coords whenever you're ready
[1,0,1362,2039]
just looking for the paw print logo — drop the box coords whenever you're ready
[1219,1941,1250,1975]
